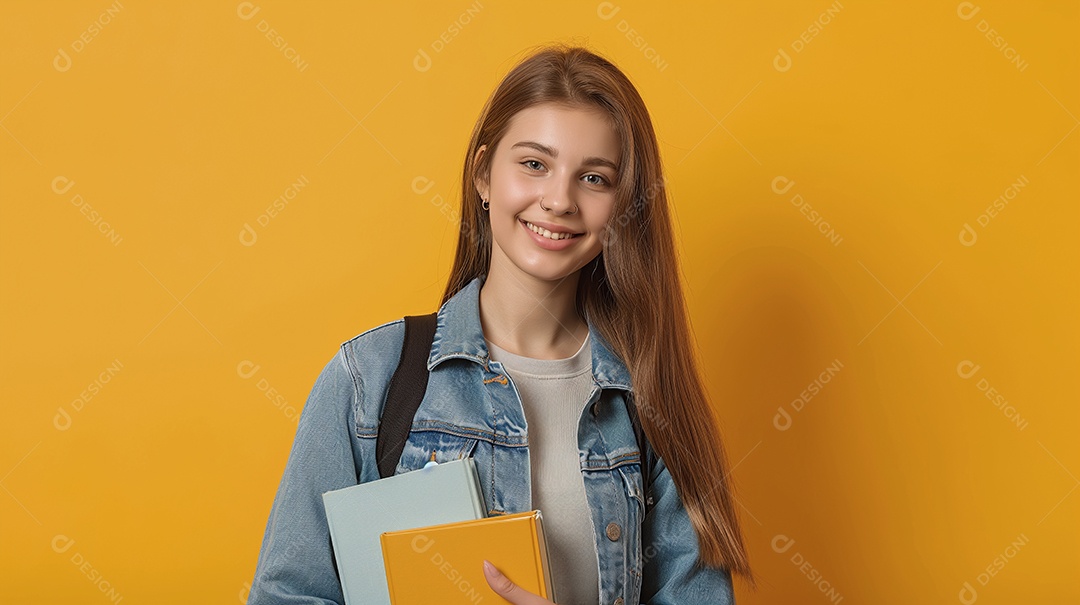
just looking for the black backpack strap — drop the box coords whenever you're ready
[626,396,655,518]
[376,312,438,479]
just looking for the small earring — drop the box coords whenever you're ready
[482,197,490,211]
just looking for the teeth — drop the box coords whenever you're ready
[526,221,578,240]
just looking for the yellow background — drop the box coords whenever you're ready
[2,1,1077,603]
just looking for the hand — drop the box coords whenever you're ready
[482,560,557,605]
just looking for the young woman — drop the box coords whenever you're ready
[249,44,752,604]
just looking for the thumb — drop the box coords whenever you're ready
[482,560,529,603]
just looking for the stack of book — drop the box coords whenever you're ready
[321,457,555,604]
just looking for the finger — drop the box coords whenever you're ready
[483,560,518,597]
[483,560,543,604]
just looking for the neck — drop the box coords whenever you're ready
[479,258,588,360]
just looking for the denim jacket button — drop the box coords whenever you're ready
[591,402,599,417]
[613,598,624,605]
[605,522,621,541]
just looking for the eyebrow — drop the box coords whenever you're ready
[510,140,619,172]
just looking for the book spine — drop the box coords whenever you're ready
[464,457,486,518]
[534,511,554,600]
[380,535,397,604]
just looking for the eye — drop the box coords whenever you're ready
[521,160,545,171]
[583,174,610,187]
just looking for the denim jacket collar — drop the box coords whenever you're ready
[427,274,633,393]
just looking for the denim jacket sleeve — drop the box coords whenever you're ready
[639,454,736,604]
[247,349,359,604]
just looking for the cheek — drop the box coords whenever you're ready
[491,167,533,199]
[591,201,617,231]
[489,202,523,239]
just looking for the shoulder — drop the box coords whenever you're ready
[331,317,411,422]
[335,316,408,375]
[340,316,406,354]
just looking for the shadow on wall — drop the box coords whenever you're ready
[695,242,909,601]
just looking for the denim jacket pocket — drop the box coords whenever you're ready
[393,424,480,476]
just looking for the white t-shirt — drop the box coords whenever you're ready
[485,331,600,605]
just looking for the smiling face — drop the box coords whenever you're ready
[475,102,621,285]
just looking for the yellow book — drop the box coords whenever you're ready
[380,509,555,604]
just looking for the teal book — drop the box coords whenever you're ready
[321,457,487,605]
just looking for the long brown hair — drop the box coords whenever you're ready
[442,43,753,584]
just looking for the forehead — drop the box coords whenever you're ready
[501,103,620,159]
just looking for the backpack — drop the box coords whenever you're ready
[375,312,655,516]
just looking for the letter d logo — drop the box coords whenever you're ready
[597,2,620,20]
[411,534,434,553]
[956,360,980,379]
[958,581,978,604]
[237,360,261,379]
[412,176,434,195]
[239,223,258,246]
[237,2,260,20]
[53,49,72,72]
[413,49,432,72]
[773,49,792,72]
[773,407,792,431]
[51,535,75,554]
[771,175,795,195]
[771,534,795,553]
[52,176,75,195]
[956,2,980,21]
[959,223,978,246]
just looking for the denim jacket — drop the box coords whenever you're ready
[248,275,736,604]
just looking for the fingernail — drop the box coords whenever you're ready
[483,560,496,575]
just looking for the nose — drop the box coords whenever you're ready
[542,178,578,214]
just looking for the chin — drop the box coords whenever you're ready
[525,268,577,283]
[514,261,582,283]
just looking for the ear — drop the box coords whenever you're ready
[473,145,489,200]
